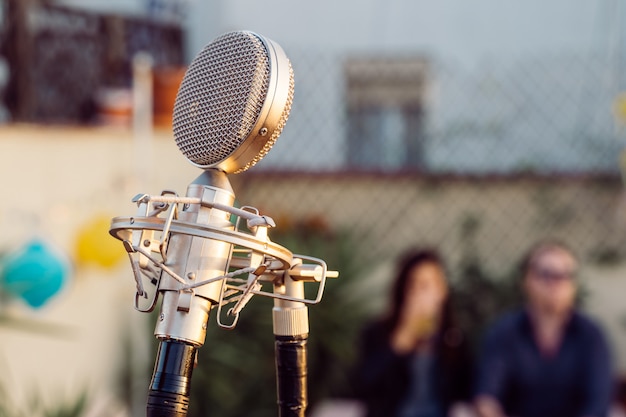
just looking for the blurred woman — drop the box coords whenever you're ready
[353,249,472,417]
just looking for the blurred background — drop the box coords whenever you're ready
[1,0,626,416]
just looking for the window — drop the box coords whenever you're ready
[345,57,429,171]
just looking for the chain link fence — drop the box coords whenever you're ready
[234,49,626,281]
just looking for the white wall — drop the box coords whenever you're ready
[55,0,146,16]
[200,0,612,65]
[54,0,620,65]
[0,125,198,415]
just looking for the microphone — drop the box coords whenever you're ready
[113,30,294,417]
[162,28,294,340]
[110,30,335,417]
[173,30,294,174]
[151,30,294,417]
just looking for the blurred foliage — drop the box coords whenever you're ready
[451,256,523,351]
[0,326,85,417]
[588,245,626,266]
[0,246,84,417]
[452,211,523,348]
[0,385,88,417]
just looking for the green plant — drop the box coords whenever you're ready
[452,210,524,350]
[451,256,523,350]
[0,304,85,417]
[0,384,88,417]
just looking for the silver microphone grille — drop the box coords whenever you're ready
[173,31,295,173]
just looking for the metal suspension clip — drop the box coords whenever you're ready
[111,191,338,326]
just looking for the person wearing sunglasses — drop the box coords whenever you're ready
[474,239,614,417]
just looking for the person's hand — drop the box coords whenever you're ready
[474,395,507,417]
[390,316,437,354]
[390,324,418,354]
[450,402,479,417]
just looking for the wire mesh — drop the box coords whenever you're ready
[238,48,626,282]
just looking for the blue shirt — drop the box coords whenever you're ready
[476,310,613,417]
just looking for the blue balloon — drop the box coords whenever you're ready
[1,240,68,308]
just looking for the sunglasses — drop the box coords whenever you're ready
[530,266,576,282]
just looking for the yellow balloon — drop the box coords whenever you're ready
[75,214,125,268]
[613,92,626,124]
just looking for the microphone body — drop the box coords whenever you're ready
[154,170,234,345]
[148,170,235,417]
[143,26,295,413]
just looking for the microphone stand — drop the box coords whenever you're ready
[273,261,310,417]
[147,340,196,417]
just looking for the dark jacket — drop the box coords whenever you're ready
[353,317,473,417]
[475,309,614,417]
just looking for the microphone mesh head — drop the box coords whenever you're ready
[173,31,294,173]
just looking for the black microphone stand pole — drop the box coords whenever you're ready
[273,261,310,417]
[147,340,197,417]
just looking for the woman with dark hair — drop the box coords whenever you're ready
[353,248,472,417]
